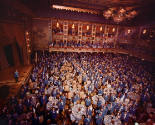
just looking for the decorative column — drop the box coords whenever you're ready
[92,24,96,44]
[35,51,37,63]
[49,19,52,44]
[115,26,119,48]
[63,21,68,46]
[25,31,31,65]
[78,23,83,45]
[104,25,107,37]
[138,26,142,40]
[48,19,52,51]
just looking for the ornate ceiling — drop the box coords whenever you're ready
[55,0,153,10]
[51,0,155,24]
[6,0,155,25]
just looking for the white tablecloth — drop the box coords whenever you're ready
[64,85,70,92]
[103,87,116,95]
[46,97,58,110]
[79,91,86,99]
[92,95,98,105]
[71,104,86,121]
[68,91,74,99]
[104,115,122,125]
[104,115,112,125]
[92,95,105,105]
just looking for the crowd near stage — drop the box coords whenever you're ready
[1,51,155,125]
[0,65,33,107]
[0,0,155,124]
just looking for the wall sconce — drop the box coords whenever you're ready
[87,25,89,30]
[72,24,75,29]
[56,22,59,28]
[26,31,29,35]
[143,29,147,34]
[100,26,103,31]
[112,28,115,32]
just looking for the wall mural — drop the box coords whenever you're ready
[32,20,50,49]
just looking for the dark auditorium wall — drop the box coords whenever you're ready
[0,22,28,69]
[3,44,14,66]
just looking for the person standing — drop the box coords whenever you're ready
[14,70,19,83]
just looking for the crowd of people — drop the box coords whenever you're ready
[50,40,115,49]
[0,52,155,125]
[50,38,153,57]
[50,40,153,57]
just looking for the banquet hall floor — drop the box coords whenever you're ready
[0,65,33,107]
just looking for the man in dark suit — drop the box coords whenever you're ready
[14,70,19,82]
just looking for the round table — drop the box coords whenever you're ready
[46,96,58,110]
[71,104,86,122]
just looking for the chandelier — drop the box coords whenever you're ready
[103,7,138,23]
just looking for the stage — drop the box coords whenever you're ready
[0,65,33,107]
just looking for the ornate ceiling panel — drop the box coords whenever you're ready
[60,0,149,10]
[17,0,155,25]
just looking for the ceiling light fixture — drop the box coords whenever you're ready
[52,5,97,14]
[103,7,138,23]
